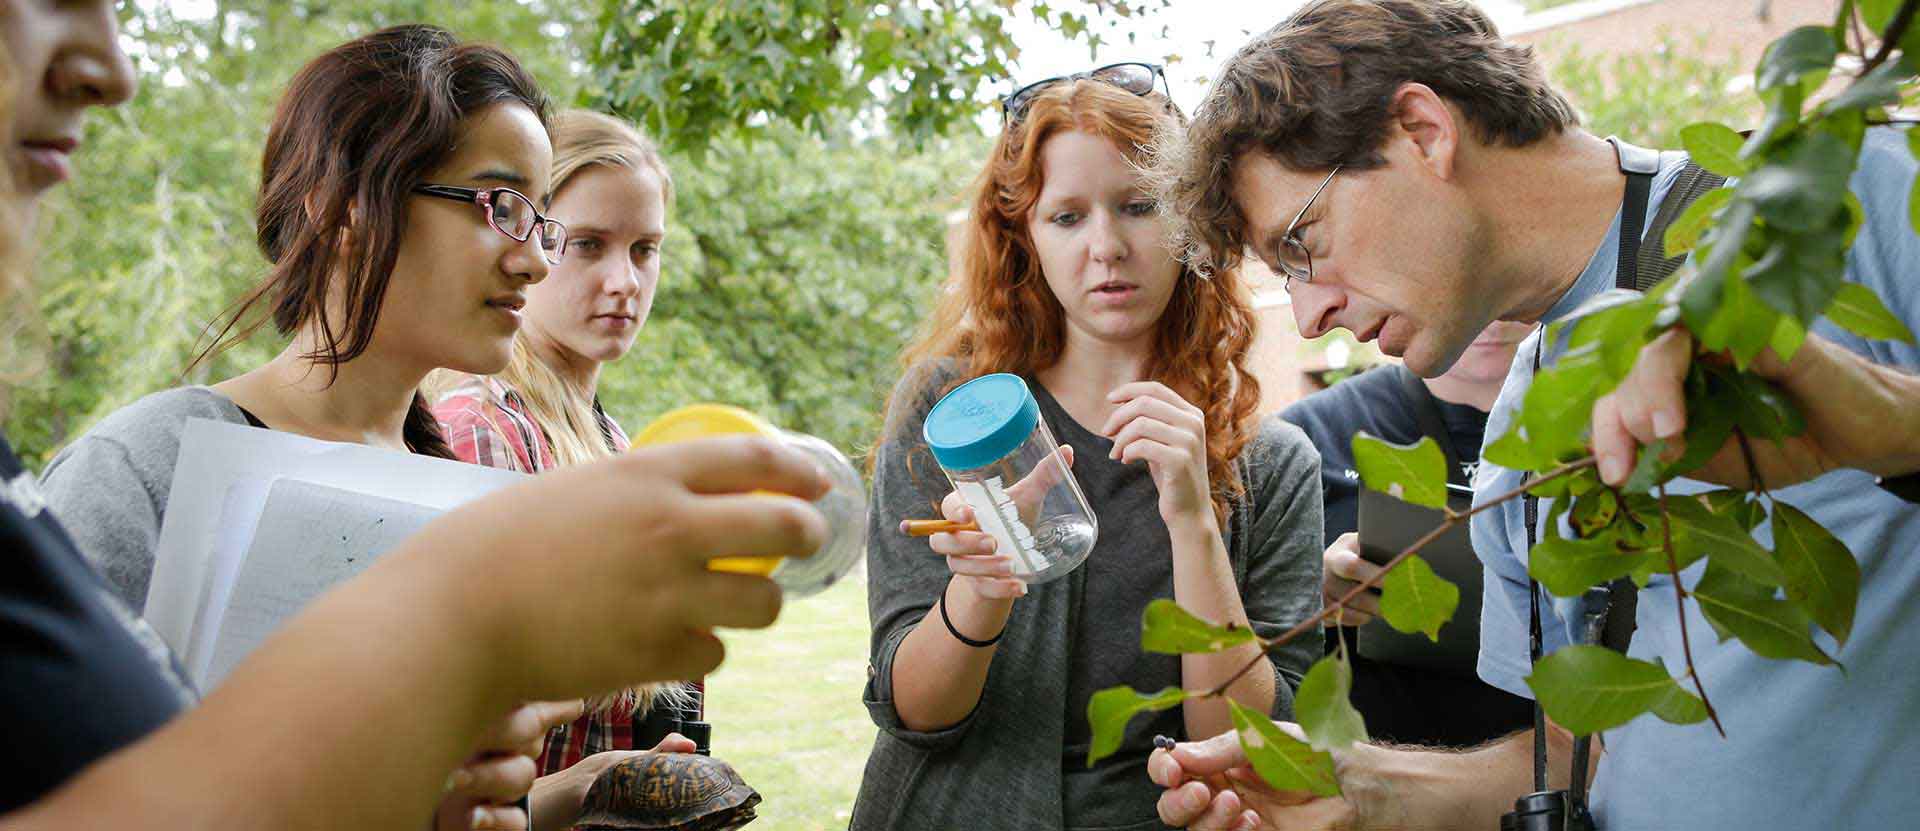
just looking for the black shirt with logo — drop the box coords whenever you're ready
[0,434,194,813]
[1282,367,1531,748]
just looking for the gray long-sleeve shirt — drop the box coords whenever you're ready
[40,387,251,611]
[853,366,1324,831]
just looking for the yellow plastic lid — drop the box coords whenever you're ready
[632,404,784,577]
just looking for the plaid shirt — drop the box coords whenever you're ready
[431,374,700,774]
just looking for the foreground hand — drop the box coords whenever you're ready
[434,700,586,831]
[1592,329,1920,489]
[1102,382,1211,524]
[1320,534,1383,627]
[529,733,699,831]
[1150,731,1359,831]
[409,434,832,703]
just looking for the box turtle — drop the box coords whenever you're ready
[574,753,761,831]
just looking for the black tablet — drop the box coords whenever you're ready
[1354,484,1485,673]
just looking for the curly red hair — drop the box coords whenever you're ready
[893,79,1262,523]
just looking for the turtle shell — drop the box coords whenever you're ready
[573,753,761,831]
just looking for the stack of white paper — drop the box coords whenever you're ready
[146,418,526,687]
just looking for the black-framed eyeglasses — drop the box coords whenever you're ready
[412,184,568,265]
[1275,165,1341,287]
[1001,62,1167,124]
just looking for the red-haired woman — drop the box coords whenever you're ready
[853,66,1324,831]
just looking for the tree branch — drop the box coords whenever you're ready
[1201,456,1600,699]
[1659,485,1725,737]
[1861,0,1920,77]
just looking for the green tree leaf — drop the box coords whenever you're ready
[1227,699,1341,797]
[1086,686,1188,767]
[1862,0,1901,33]
[1770,502,1861,647]
[1825,282,1918,342]
[1743,232,1848,326]
[1520,343,1611,460]
[1295,654,1369,752]
[1484,427,1559,472]
[1755,26,1837,94]
[1568,296,1664,380]
[1667,493,1788,586]
[1910,149,1920,236]
[1529,534,1649,598]
[1351,433,1448,509]
[1738,131,1854,235]
[1702,489,1766,532]
[1379,554,1460,641]
[1680,123,1750,177]
[1712,364,1807,441]
[1526,646,1708,735]
[1693,563,1836,665]
[1664,187,1734,256]
[1622,438,1672,494]
[1770,315,1808,363]
[1140,599,1260,655]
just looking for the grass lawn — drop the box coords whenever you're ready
[705,572,876,831]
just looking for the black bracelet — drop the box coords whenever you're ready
[940,581,1006,648]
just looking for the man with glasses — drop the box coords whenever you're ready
[1144,1,1920,830]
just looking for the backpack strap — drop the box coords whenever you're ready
[1637,162,1729,290]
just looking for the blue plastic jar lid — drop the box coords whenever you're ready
[923,373,1041,472]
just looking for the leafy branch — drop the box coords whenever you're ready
[1202,452,1598,700]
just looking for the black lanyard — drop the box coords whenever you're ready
[1522,137,1657,804]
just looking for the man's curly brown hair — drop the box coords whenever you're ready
[1150,0,1578,276]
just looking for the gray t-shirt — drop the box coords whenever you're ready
[854,365,1324,831]
[40,387,251,611]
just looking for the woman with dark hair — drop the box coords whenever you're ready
[1,10,827,831]
[44,25,558,610]
[853,69,1324,831]
[36,23,575,827]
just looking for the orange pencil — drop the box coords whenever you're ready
[899,519,981,536]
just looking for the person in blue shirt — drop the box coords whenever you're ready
[1143,2,1920,830]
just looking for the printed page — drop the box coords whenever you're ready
[201,478,440,687]
[146,418,526,678]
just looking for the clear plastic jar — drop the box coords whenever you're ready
[632,404,866,597]
[923,373,1098,584]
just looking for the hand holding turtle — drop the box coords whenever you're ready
[530,733,700,831]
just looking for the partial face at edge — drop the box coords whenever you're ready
[0,0,136,220]
[378,101,555,376]
[1025,129,1181,350]
[524,162,668,371]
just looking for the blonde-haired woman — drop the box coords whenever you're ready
[429,109,691,830]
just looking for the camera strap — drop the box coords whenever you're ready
[1519,136,1657,811]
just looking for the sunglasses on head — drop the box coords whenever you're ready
[1000,62,1167,125]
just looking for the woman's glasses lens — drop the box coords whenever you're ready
[1092,63,1155,95]
[490,190,536,239]
[537,221,566,259]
